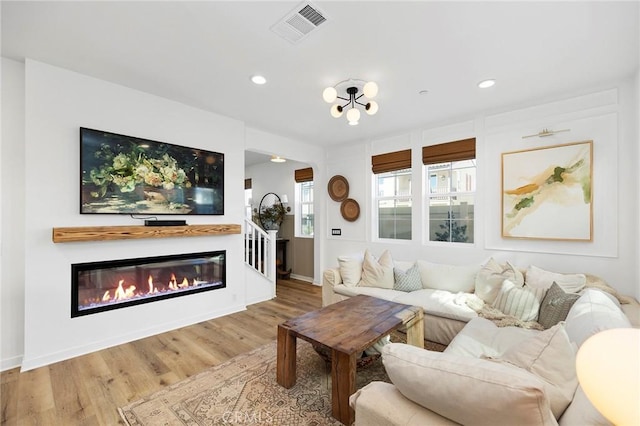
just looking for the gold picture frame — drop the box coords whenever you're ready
[501,141,593,241]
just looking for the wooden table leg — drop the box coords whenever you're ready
[331,349,356,425]
[405,309,425,349]
[276,324,297,388]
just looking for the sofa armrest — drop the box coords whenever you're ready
[322,268,342,306]
[350,381,460,426]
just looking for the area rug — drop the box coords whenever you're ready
[119,337,445,425]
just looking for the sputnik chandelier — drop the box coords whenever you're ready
[322,79,379,125]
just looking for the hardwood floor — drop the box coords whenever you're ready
[1,279,322,425]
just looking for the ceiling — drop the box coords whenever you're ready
[2,1,639,150]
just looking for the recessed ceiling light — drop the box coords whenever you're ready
[251,75,267,85]
[270,155,286,163]
[419,90,429,95]
[478,79,496,89]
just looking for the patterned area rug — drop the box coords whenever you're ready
[119,337,445,425]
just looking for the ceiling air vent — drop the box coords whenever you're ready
[271,2,328,44]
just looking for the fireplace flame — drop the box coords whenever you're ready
[81,270,215,309]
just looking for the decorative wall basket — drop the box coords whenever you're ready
[340,198,360,222]
[328,175,349,201]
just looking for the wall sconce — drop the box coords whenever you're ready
[281,194,291,212]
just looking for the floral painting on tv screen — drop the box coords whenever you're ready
[80,127,224,215]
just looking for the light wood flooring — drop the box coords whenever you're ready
[1,279,322,425]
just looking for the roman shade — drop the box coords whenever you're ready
[371,149,411,174]
[422,138,476,165]
[244,178,252,189]
[295,167,313,183]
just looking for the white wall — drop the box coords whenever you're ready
[323,79,640,300]
[1,58,26,370]
[12,59,247,371]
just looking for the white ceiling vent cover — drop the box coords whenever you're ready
[271,2,327,44]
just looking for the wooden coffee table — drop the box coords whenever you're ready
[276,295,424,425]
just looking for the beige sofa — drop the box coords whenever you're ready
[322,250,640,425]
[350,289,638,425]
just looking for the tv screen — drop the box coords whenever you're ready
[80,127,224,215]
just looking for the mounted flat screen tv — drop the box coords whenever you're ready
[80,127,224,215]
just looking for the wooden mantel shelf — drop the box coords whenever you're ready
[52,224,241,243]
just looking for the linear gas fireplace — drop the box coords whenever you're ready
[72,251,226,317]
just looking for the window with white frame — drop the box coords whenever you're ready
[373,149,412,240]
[294,167,313,238]
[423,138,476,244]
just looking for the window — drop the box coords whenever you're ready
[294,167,313,237]
[372,149,412,240]
[423,138,476,244]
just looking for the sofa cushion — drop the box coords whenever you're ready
[393,289,477,322]
[538,282,580,329]
[525,265,586,293]
[393,264,422,292]
[559,385,612,426]
[495,323,578,419]
[417,260,480,293]
[475,258,524,304]
[337,252,364,287]
[359,249,394,289]
[444,317,539,359]
[564,289,631,347]
[333,284,407,302]
[491,280,546,321]
[382,343,557,426]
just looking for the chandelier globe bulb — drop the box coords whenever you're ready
[323,87,337,103]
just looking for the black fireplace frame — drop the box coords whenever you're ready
[71,250,226,318]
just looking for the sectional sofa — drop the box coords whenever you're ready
[322,249,640,425]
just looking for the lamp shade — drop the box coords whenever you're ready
[323,87,337,103]
[576,328,640,426]
[366,100,379,115]
[363,81,378,98]
[330,104,343,118]
[346,107,360,123]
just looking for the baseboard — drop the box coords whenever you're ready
[1,354,23,372]
[290,273,314,283]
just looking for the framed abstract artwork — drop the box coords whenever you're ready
[502,141,593,241]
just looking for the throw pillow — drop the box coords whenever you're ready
[492,323,578,419]
[475,257,524,304]
[417,260,480,293]
[337,253,364,287]
[563,289,631,347]
[538,282,580,329]
[359,249,394,289]
[491,279,547,322]
[393,264,422,292]
[525,265,586,293]
[381,343,556,426]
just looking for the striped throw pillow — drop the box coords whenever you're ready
[492,279,547,321]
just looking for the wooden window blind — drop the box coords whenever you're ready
[244,178,252,190]
[371,149,411,174]
[294,167,313,183]
[422,138,476,165]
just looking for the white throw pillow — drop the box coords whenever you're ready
[359,249,394,289]
[382,343,556,426]
[525,265,586,293]
[491,279,547,321]
[337,252,364,287]
[564,289,631,347]
[492,323,578,419]
[475,257,524,304]
[417,260,480,293]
